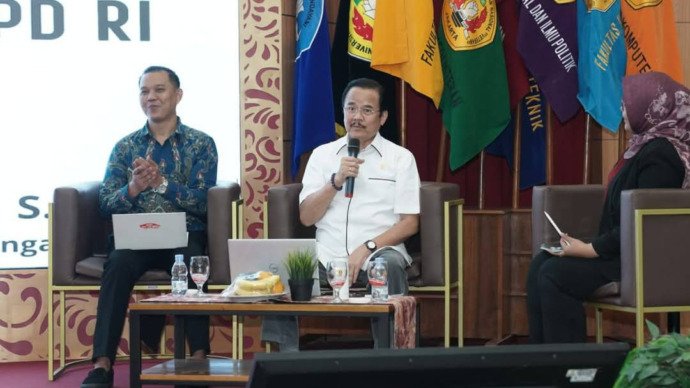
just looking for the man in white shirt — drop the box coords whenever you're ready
[300,78,420,291]
[262,78,421,350]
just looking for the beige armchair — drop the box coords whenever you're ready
[263,181,464,347]
[48,180,241,380]
[532,185,690,347]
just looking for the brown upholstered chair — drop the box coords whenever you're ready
[47,180,241,380]
[532,185,690,347]
[263,181,464,347]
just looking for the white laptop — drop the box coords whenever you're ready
[112,212,188,250]
[227,239,320,296]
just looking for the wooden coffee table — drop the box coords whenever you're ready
[128,299,416,387]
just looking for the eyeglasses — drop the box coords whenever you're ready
[344,106,379,117]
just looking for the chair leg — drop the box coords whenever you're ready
[457,285,463,348]
[48,288,54,380]
[667,312,680,333]
[636,309,644,348]
[595,308,603,344]
[60,291,66,370]
[444,286,450,348]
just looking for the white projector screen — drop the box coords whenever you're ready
[0,0,241,269]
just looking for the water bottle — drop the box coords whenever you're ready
[369,257,388,302]
[171,254,188,296]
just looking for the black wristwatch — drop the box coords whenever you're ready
[365,240,377,252]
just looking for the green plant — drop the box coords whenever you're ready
[614,319,690,387]
[284,249,318,281]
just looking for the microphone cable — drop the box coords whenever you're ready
[344,196,353,256]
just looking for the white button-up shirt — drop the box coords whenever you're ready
[300,133,421,268]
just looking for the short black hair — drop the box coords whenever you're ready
[341,78,385,114]
[139,66,180,89]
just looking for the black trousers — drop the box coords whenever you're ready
[92,231,210,364]
[526,251,620,344]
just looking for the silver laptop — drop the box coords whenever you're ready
[227,239,320,296]
[112,212,188,250]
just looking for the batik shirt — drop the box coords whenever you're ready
[99,119,218,232]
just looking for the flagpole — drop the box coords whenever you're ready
[399,79,407,148]
[583,114,591,184]
[512,102,522,209]
[546,102,553,185]
[436,125,447,182]
[618,122,626,157]
[479,150,485,210]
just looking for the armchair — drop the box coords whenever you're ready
[48,180,240,380]
[263,181,463,347]
[532,185,690,347]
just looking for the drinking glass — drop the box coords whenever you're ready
[326,259,348,303]
[190,256,210,297]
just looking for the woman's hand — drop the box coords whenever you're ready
[555,234,599,259]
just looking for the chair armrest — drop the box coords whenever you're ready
[531,185,605,257]
[419,182,461,287]
[207,181,241,285]
[52,181,107,286]
[619,189,690,307]
[266,183,316,239]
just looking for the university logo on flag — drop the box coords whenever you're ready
[296,0,322,59]
[348,0,376,61]
[585,0,616,11]
[443,0,497,51]
[624,0,662,9]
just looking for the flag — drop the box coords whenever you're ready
[621,0,683,83]
[370,0,444,108]
[292,0,336,179]
[438,0,511,170]
[577,0,627,132]
[486,76,546,189]
[498,0,529,109]
[517,0,579,122]
[331,0,399,143]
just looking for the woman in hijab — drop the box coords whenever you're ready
[527,71,690,344]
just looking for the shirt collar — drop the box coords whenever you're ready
[336,132,384,157]
[136,117,184,141]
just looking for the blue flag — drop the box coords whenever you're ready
[292,0,335,179]
[576,0,626,132]
[486,77,546,190]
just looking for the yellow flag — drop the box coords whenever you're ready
[621,0,683,83]
[370,0,443,108]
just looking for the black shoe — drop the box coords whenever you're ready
[81,367,113,388]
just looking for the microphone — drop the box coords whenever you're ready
[345,138,360,198]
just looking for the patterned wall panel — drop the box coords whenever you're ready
[0,270,264,362]
[240,0,284,239]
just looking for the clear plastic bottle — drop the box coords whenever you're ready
[171,254,188,296]
[368,257,388,302]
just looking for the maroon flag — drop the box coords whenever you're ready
[517,0,579,122]
[498,0,529,109]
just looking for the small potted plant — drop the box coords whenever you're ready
[614,319,690,387]
[284,249,318,301]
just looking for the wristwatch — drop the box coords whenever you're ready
[154,177,168,194]
[365,240,377,252]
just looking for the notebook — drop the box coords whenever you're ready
[112,212,188,250]
[227,238,320,296]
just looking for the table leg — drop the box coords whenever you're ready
[174,315,185,359]
[129,310,142,388]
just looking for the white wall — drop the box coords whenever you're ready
[0,0,240,268]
